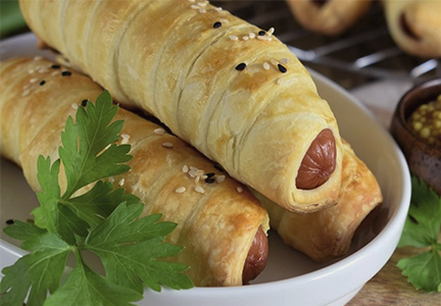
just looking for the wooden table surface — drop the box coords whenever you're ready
[348,246,441,305]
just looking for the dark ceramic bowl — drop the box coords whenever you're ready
[390,78,441,195]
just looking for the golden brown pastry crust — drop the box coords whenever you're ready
[287,0,372,35]
[0,57,269,286]
[384,0,441,58]
[255,140,382,262]
[19,0,344,213]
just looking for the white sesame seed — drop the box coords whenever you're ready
[202,175,208,180]
[268,27,275,35]
[263,62,270,70]
[154,128,166,135]
[51,71,59,76]
[28,69,35,74]
[162,142,174,148]
[229,35,238,41]
[195,176,200,184]
[190,4,199,9]
[188,169,197,178]
[216,175,226,183]
[280,58,289,64]
[242,35,249,41]
[182,165,189,173]
[270,59,278,66]
[215,7,222,11]
[249,33,256,39]
[33,56,42,61]
[257,35,268,41]
[120,134,130,144]
[198,1,207,7]
[236,186,243,193]
[29,78,38,83]
[38,68,49,73]
[71,104,78,110]
[22,90,30,97]
[195,186,205,194]
[119,178,125,186]
[108,177,115,183]
[199,8,206,13]
[175,186,186,193]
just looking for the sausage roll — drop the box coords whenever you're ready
[0,57,270,286]
[384,0,441,58]
[254,140,382,262]
[286,0,372,35]
[19,0,344,213]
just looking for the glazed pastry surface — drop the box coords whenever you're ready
[19,0,344,212]
[0,57,270,286]
[255,140,382,261]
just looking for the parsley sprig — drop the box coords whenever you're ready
[397,177,441,292]
[0,91,193,306]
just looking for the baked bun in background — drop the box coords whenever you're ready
[384,0,441,58]
[286,0,372,35]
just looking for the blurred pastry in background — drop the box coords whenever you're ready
[286,0,372,35]
[384,0,441,58]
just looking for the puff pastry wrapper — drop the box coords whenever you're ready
[255,140,382,261]
[19,0,344,212]
[0,57,269,287]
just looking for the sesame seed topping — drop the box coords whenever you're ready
[213,21,222,28]
[37,68,49,73]
[258,30,266,36]
[154,128,166,135]
[51,64,61,69]
[229,35,238,41]
[33,56,42,61]
[119,178,125,186]
[190,4,199,9]
[6,219,14,225]
[81,99,88,107]
[28,69,35,74]
[195,176,201,184]
[215,7,222,11]
[249,33,256,39]
[235,63,246,71]
[22,90,30,97]
[198,2,207,7]
[182,165,189,173]
[242,35,249,41]
[61,71,72,76]
[121,134,130,144]
[280,58,289,64]
[263,62,270,70]
[162,142,173,148]
[175,186,186,193]
[236,186,243,193]
[216,175,226,183]
[195,186,205,194]
[205,177,216,184]
[72,104,78,110]
[278,64,287,73]
[268,27,275,35]
[199,8,206,13]
[30,78,38,83]
[51,71,59,76]
[39,80,46,86]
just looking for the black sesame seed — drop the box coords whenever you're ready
[258,30,266,36]
[214,163,224,171]
[39,80,46,86]
[205,177,216,184]
[6,219,14,225]
[277,64,287,73]
[235,63,246,71]
[213,21,222,28]
[205,172,215,178]
[50,64,61,69]
[61,71,72,76]
[81,99,88,107]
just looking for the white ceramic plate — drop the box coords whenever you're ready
[0,33,411,306]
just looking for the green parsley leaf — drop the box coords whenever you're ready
[1,91,193,306]
[85,203,192,292]
[0,233,71,306]
[44,260,142,306]
[397,177,441,292]
[59,91,131,198]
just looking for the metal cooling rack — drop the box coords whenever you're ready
[214,0,440,89]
